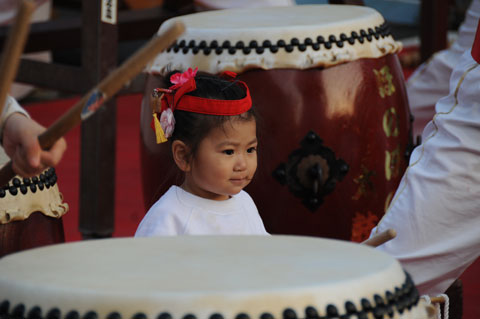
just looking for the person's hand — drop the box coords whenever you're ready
[2,113,67,177]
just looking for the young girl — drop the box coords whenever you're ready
[135,68,268,236]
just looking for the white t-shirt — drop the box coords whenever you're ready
[370,48,480,296]
[135,186,269,236]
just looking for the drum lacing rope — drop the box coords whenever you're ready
[167,22,392,55]
[421,294,449,319]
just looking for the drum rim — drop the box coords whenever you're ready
[0,167,68,224]
[148,5,402,74]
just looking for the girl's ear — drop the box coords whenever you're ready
[172,140,191,172]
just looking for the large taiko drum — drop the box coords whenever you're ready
[0,167,68,257]
[0,236,434,319]
[140,5,412,241]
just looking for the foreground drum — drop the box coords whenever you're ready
[0,167,68,257]
[0,236,433,319]
[141,5,412,241]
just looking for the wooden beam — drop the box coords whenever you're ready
[16,59,89,93]
[328,0,365,5]
[0,6,193,53]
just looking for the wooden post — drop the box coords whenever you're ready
[420,0,449,63]
[79,0,119,239]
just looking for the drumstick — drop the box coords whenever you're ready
[0,0,36,116]
[429,296,447,304]
[361,228,397,247]
[0,21,185,186]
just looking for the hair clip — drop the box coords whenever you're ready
[170,67,198,89]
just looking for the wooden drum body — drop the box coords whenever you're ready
[0,167,67,257]
[141,5,412,241]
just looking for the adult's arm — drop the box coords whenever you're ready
[371,23,480,296]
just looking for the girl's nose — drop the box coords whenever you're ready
[234,154,247,171]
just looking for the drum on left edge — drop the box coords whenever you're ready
[0,167,68,257]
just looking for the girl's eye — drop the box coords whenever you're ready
[223,149,234,155]
[247,147,257,153]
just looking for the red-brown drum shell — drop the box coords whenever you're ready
[140,53,411,241]
[0,213,64,257]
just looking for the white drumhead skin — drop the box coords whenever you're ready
[0,236,429,319]
[148,5,402,74]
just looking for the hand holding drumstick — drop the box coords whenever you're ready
[0,0,61,178]
[3,112,66,177]
[0,19,185,185]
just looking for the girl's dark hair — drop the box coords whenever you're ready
[166,70,257,157]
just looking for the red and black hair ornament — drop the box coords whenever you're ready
[150,67,252,144]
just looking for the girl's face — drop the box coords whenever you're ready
[182,119,258,201]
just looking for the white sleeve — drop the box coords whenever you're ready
[0,96,30,140]
[371,50,480,296]
[135,190,188,236]
[406,0,480,138]
[135,205,181,237]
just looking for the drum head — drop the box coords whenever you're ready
[148,5,402,74]
[0,236,429,319]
